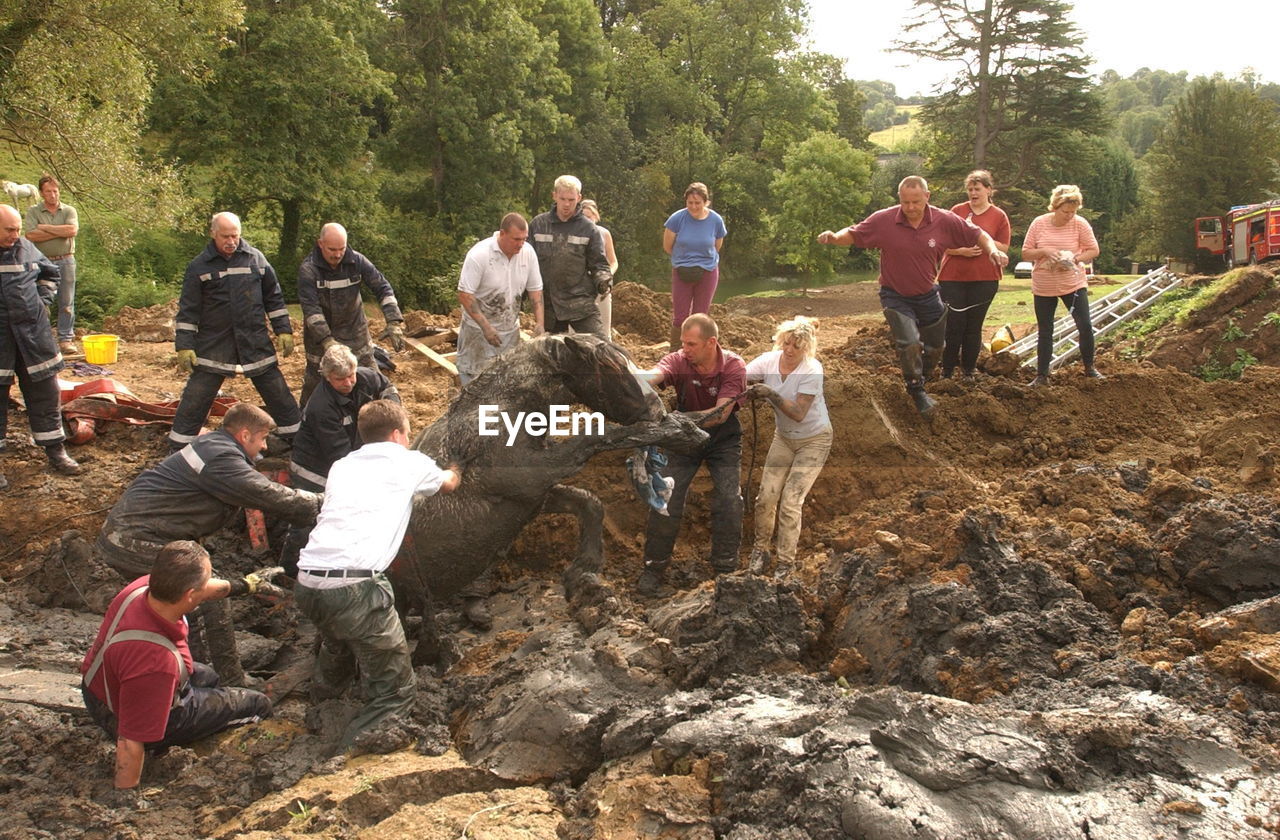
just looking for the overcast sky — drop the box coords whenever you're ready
[805,0,1279,98]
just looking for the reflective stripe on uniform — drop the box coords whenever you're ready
[221,267,252,276]
[195,357,238,373]
[275,421,300,435]
[0,262,35,272]
[316,277,360,290]
[180,444,207,473]
[27,354,63,376]
[305,314,327,326]
[289,461,328,488]
[33,428,65,442]
[176,322,198,332]
[267,309,288,320]
[567,235,589,245]
[241,355,276,374]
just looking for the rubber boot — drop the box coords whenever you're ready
[669,324,682,353]
[44,442,83,475]
[919,310,948,381]
[884,309,936,419]
[636,561,670,598]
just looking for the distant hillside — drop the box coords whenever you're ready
[869,104,922,150]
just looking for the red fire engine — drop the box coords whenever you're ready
[1195,200,1280,267]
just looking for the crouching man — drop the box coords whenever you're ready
[81,541,272,808]
[295,400,461,753]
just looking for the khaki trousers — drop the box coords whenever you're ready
[753,427,832,565]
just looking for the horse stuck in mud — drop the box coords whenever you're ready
[389,333,708,662]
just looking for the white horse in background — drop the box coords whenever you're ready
[1,180,39,207]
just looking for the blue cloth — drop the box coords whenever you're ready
[627,446,674,515]
[665,209,727,270]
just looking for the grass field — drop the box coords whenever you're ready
[984,275,1138,326]
[868,105,923,150]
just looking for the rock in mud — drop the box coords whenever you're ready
[825,510,1116,698]
[1156,497,1280,606]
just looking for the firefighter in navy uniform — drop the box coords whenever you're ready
[99,403,321,685]
[0,203,81,490]
[279,343,399,577]
[297,222,405,406]
[169,212,300,451]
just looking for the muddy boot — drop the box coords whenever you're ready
[669,324,682,353]
[748,547,772,576]
[907,381,937,419]
[919,310,947,381]
[710,554,739,575]
[461,596,493,631]
[636,561,671,598]
[44,443,83,475]
[0,469,7,491]
[884,309,935,420]
[194,599,247,686]
[1083,366,1105,380]
[1031,374,1051,387]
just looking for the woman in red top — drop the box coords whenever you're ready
[937,170,1011,379]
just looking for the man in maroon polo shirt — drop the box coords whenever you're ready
[81,541,272,808]
[818,176,1007,418]
[635,313,746,596]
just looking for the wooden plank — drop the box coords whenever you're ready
[418,328,457,349]
[403,334,459,377]
[643,341,670,352]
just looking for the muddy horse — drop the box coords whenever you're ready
[389,333,707,661]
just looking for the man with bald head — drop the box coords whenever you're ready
[296,222,405,405]
[0,203,82,487]
[818,176,1007,419]
[170,212,299,450]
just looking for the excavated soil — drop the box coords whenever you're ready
[3,274,1280,838]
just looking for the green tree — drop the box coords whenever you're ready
[896,0,1104,193]
[1136,78,1280,263]
[0,0,241,238]
[768,132,873,291]
[151,0,391,280]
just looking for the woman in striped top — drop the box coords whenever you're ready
[1021,185,1103,386]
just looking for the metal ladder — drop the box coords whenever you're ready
[1003,267,1185,371]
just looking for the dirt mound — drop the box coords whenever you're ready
[1138,267,1280,374]
[5,272,1280,838]
[102,300,178,342]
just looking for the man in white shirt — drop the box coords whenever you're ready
[456,212,545,384]
[294,400,461,753]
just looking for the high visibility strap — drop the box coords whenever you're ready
[83,586,189,712]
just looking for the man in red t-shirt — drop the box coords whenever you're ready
[818,175,1008,418]
[635,313,746,596]
[80,541,272,807]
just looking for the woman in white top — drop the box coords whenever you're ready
[579,199,618,340]
[744,316,832,575]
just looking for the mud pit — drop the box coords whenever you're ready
[3,275,1280,838]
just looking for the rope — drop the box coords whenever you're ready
[0,505,112,564]
[744,396,759,517]
[460,801,515,838]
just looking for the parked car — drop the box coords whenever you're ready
[1013,260,1033,279]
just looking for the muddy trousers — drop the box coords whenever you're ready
[83,662,271,753]
[939,280,998,375]
[295,574,416,752]
[642,416,743,572]
[0,356,66,446]
[753,428,832,566]
[169,367,300,447]
[546,309,606,340]
[279,474,324,578]
[1034,289,1093,376]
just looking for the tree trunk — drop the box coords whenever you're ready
[973,0,994,168]
[277,197,302,293]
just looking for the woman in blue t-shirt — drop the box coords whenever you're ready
[663,182,727,349]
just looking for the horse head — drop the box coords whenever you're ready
[543,334,665,424]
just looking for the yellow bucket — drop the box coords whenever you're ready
[83,334,120,364]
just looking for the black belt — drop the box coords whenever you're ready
[53,254,75,260]
[302,569,374,578]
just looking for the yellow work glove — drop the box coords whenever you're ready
[278,333,294,357]
[176,349,197,373]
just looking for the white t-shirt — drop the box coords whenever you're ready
[298,441,446,580]
[457,234,543,332]
[744,351,830,439]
